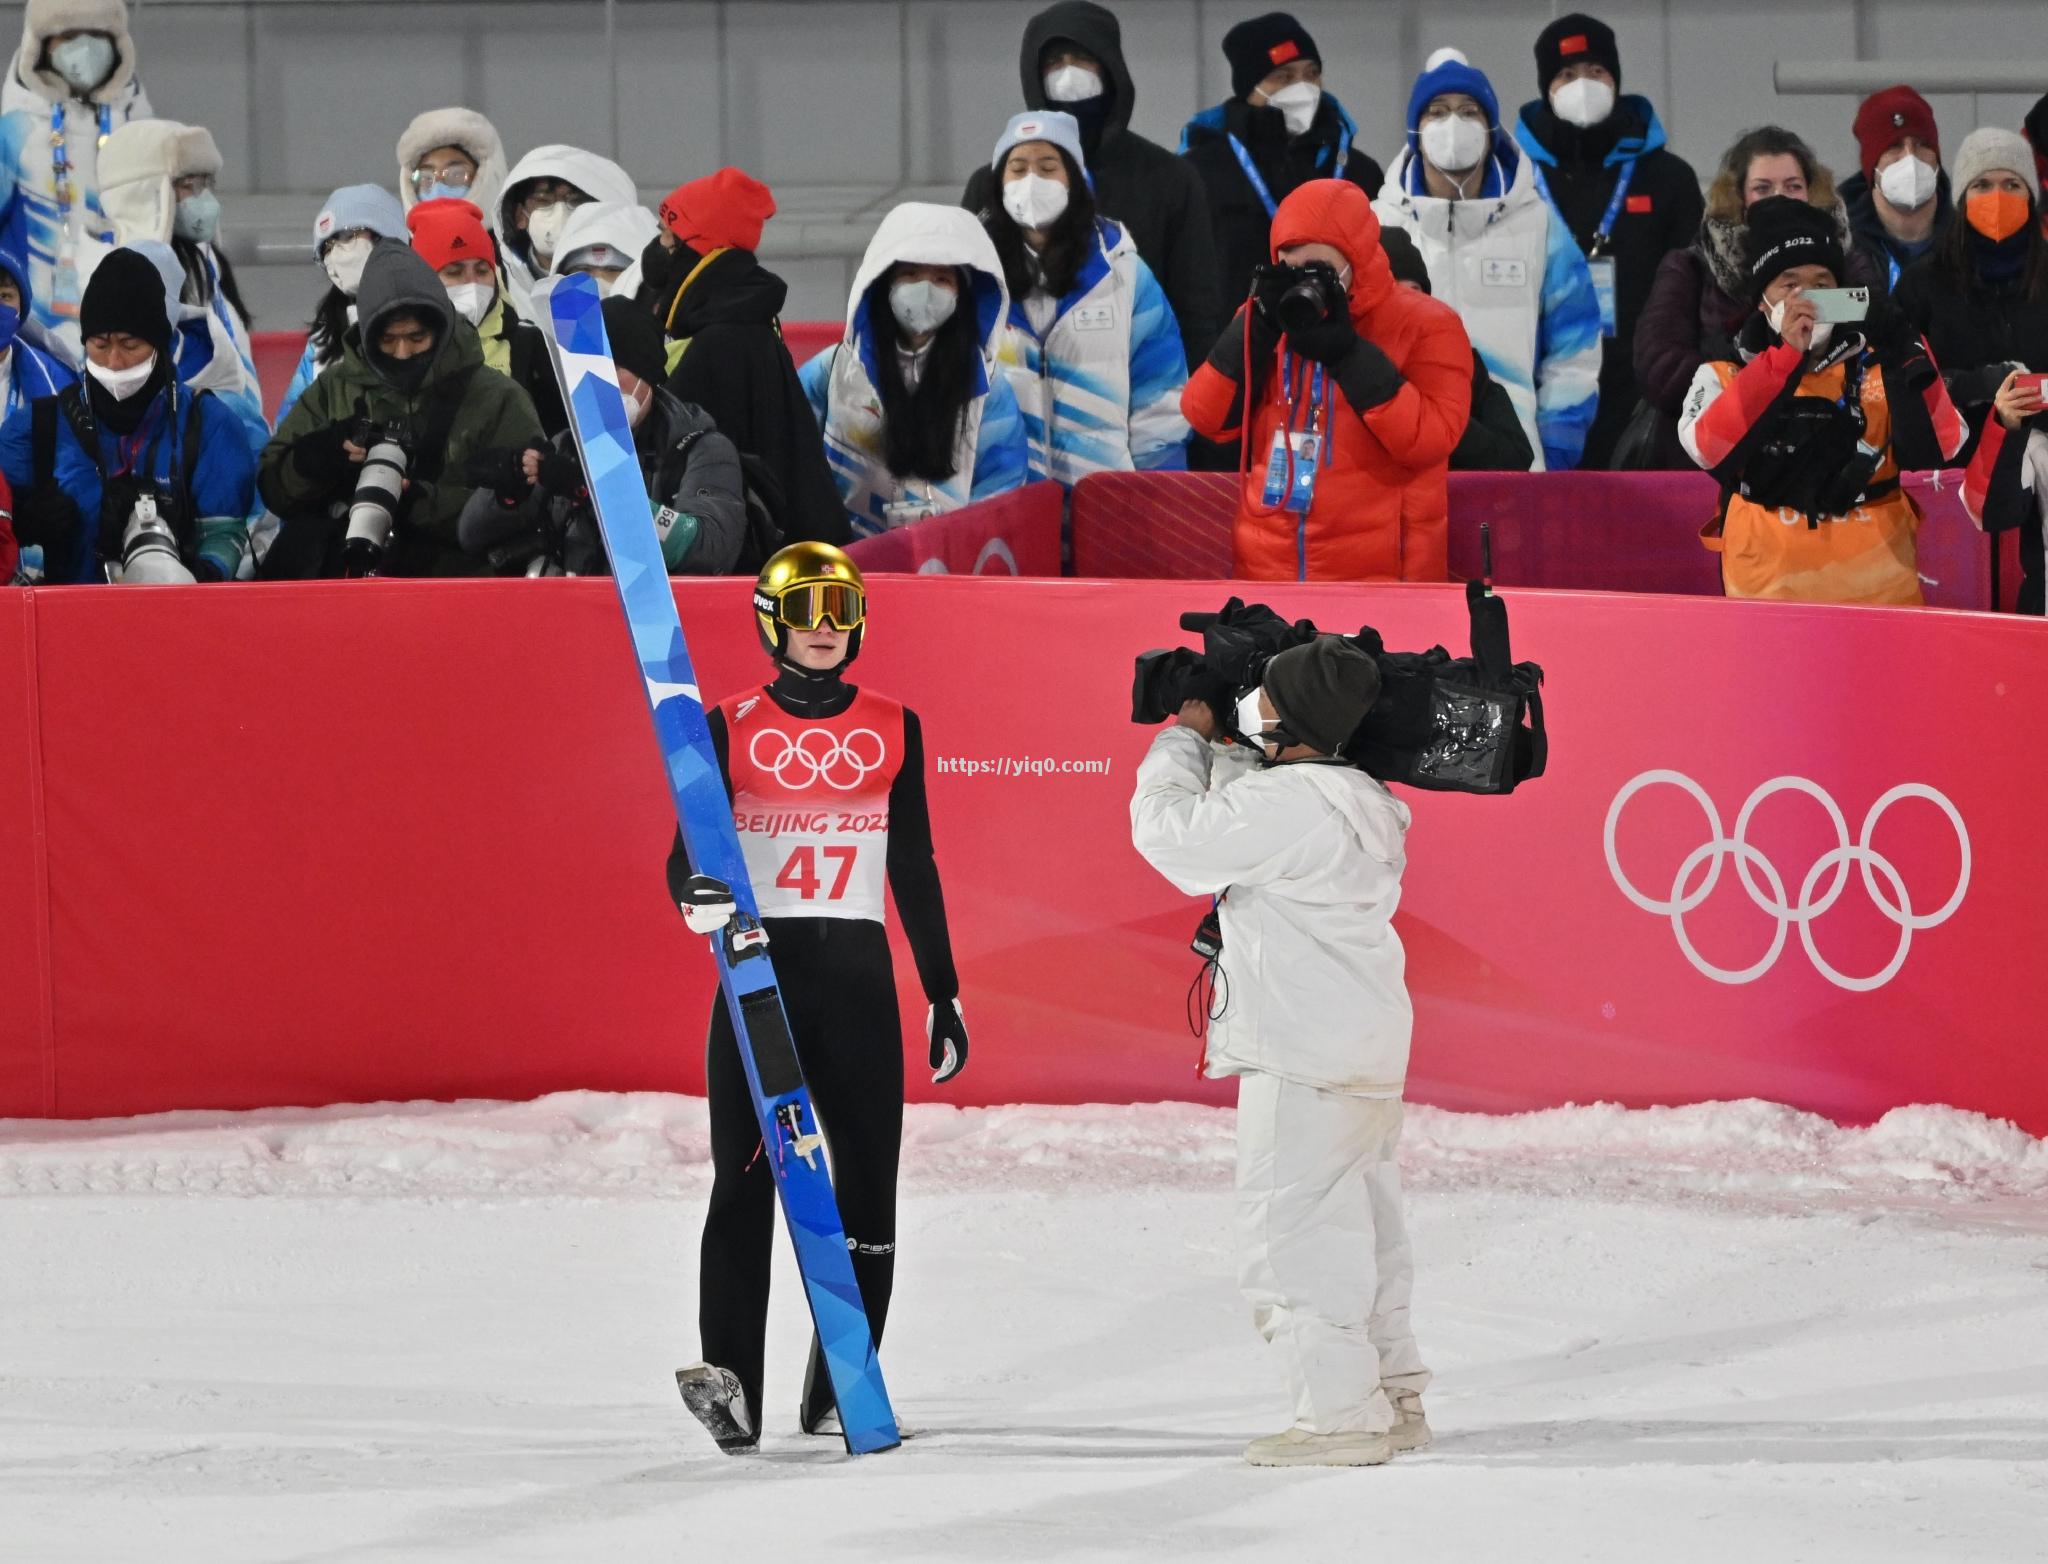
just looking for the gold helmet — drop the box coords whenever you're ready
[753,542,867,665]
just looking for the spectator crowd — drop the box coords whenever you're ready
[0,0,2043,610]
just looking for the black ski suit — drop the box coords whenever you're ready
[666,665,958,1435]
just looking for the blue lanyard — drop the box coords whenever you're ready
[1591,158,1639,253]
[1886,252,1901,290]
[1226,125,1353,221]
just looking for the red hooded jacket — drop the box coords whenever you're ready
[1182,180,1471,580]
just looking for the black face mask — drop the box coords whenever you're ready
[376,352,433,395]
[637,236,699,302]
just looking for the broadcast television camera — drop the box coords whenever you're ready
[1132,567,1548,796]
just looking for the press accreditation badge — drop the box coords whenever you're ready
[1589,256,1618,337]
[1261,429,1321,515]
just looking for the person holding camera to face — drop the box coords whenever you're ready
[0,246,252,583]
[1678,196,1966,605]
[1182,177,1471,581]
[1129,637,1428,1468]
[258,239,541,579]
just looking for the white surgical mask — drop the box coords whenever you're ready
[1043,64,1103,103]
[1765,295,1833,353]
[526,202,576,266]
[174,191,221,246]
[1264,81,1322,138]
[1878,154,1939,212]
[625,382,653,429]
[1550,78,1615,129]
[1419,115,1489,176]
[86,352,157,400]
[322,236,374,295]
[1003,173,1070,232]
[50,34,116,95]
[1235,689,1276,755]
[889,278,958,336]
[445,281,493,326]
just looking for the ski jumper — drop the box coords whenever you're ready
[667,667,957,1433]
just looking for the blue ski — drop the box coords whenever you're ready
[534,273,899,1456]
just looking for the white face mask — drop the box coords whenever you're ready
[50,33,116,95]
[624,381,653,429]
[1878,154,1939,212]
[1264,81,1323,138]
[1765,295,1833,353]
[525,201,575,265]
[1550,78,1615,129]
[322,236,374,296]
[1003,173,1070,232]
[1419,115,1489,177]
[445,281,493,326]
[86,352,156,401]
[1235,688,1275,754]
[1042,64,1103,103]
[889,278,958,336]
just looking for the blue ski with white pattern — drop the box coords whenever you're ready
[535,273,899,1457]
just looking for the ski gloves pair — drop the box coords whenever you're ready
[676,874,969,1083]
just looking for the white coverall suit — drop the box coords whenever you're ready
[1130,726,1429,1434]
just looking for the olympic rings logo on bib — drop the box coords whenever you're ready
[750,727,888,791]
[1603,770,1969,992]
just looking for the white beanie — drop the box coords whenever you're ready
[991,109,1088,176]
[1952,126,2040,202]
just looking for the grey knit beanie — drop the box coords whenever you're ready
[1262,636,1382,756]
[1952,127,2040,202]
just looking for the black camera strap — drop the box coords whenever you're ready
[42,383,208,555]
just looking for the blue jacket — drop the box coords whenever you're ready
[0,382,256,582]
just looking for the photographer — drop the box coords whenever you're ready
[1182,178,1471,580]
[458,294,752,577]
[0,247,253,583]
[259,240,541,579]
[1677,196,1966,605]
[1129,636,1428,1468]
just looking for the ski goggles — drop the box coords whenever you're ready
[771,581,865,633]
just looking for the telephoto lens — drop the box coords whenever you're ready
[344,438,409,577]
[117,492,195,585]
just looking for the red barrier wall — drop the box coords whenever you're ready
[3,576,2044,1131]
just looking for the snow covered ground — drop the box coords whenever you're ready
[3,1092,2046,1563]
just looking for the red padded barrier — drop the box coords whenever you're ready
[8,576,2048,1131]
[0,591,50,1116]
[845,482,1064,576]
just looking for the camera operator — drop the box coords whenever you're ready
[458,294,753,576]
[0,246,253,583]
[1183,178,1471,580]
[1129,636,1428,1468]
[259,239,541,578]
[1677,196,1967,604]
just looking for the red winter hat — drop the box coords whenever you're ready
[659,167,777,254]
[1853,86,1940,183]
[407,197,496,272]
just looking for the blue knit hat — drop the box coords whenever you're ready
[311,183,410,260]
[1406,47,1498,131]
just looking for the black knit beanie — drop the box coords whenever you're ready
[602,293,669,387]
[1223,12,1320,101]
[79,247,172,359]
[1744,196,1845,300]
[1535,13,1621,94]
[1381,227,1431,294]
[1262,636,1381,756]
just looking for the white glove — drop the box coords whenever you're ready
[677,874,736,935]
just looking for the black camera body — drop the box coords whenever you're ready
[1132,593,1549,797]
[1252,260,1348,336]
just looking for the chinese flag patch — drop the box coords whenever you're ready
[1626,194,1653,214]
[1268,39,1301,64]
[1560,34,1588,55]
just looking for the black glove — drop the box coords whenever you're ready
[530,445,585,497]
[927,999,969,1084]
[1286,307,1358,366]
[1204,305,1280,381]
[464,445,533,501]
[11,481,81,547]
[1947,362,2018,411]
[676,873,736,935]
[289,421,355,488]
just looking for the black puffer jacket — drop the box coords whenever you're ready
[657,247,848,546]
[960,0,1221,373]
[1179,93,1382,316]
[1893,243,2048,468]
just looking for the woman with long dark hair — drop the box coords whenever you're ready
[975,109,1188,484]
[799,202,1026,533]
[276,184,409,424]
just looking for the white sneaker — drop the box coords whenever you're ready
[1386,1388,1431,1452]
[1244,1427,1393,1467]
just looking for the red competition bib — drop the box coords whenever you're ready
[721,688,905,922]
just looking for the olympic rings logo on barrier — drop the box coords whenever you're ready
[1603,770,1970,991]
[749,727,888,791]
